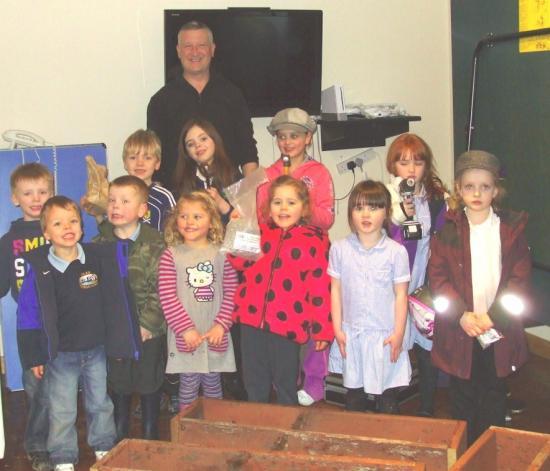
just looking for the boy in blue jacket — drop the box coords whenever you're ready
[17,196,142,471]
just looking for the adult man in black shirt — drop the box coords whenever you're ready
[147,21,259,192]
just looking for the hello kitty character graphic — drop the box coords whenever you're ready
[186,261,215,302]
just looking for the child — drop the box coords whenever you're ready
[94,176,166,441]
[329,180,411,413]
[257,107,335,406]
[0,163,53,471]
[123,129,176,231]
[230,175,333,405]
[428,150,530,444]
[257,107,334,229]
[17,196,129,471]
[158,191,238,409]
[82,129,175,232]
[173,118,241,218]
[385,133,448,417]
[174,118,246,400]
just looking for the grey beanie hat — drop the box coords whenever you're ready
[267,108,317,135]
[455,150,501,178]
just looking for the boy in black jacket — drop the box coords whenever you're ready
[0,163,52,471]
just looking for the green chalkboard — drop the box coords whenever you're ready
[451,0,550,268]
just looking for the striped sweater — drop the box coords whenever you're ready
[158,246,237,353]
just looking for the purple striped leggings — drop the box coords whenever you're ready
[179,372,222,408]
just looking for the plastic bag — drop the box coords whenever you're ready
[408,285,435,339]
[220,167,268,260]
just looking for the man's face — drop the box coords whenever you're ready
[176,29,215,77]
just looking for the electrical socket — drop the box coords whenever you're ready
[336,149,377,174]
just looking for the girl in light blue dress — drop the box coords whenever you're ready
[328,180,411,413]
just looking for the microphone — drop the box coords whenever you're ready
[398,178,416,203]
[199,164,212,189]
[398,177,422,240]
[282,155,291,175]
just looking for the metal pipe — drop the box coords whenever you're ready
[466,27,550,150]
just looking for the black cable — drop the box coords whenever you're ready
[335,166,356,201]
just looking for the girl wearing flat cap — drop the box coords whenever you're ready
[428,150,531,445]
[256,107,335,406]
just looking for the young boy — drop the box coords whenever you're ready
[0,163,53,471]
[122,129,175,231]
[94,176,166,441]
[17,196,135,471]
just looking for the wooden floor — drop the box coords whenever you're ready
[1,354,549,470]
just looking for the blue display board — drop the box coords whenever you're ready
[0,143,107,390]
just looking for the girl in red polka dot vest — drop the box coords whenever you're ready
[229,176,334,405]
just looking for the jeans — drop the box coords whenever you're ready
[22,368,49,454]
[47,345,116,465]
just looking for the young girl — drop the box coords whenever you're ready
[173,118,242,221]
[230,175,334,405]
[428,150,530,444]
[256,107,335,406]
[158,191,238,410]
[385,133,448,417]
[329,180,411,413]
[174,118,246,400]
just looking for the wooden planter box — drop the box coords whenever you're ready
[171,398,467,470]
[451,427,550,470]
[91,439,425,470]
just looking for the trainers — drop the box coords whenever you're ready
[297,389,315,406]
[95,450,109,460]
[54,464,74,471]
[27,452,52,471]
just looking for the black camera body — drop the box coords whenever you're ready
[402,220,423,240]
[398,178,423,241]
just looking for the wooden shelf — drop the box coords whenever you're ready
[319,115,421,151]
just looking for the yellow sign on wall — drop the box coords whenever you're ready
[519,0,550,52]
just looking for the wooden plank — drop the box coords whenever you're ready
[173,398,467,470]
[451,427,550,470]
[92,439,425,470]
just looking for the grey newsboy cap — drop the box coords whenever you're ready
[455,150,500,177]
[267,108,317,135]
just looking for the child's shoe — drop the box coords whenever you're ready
[95,450,109,460]
[27,451,51,471]
[54,464,74,471]
[297,389,315,406]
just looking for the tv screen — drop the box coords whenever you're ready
[164,9,323,117]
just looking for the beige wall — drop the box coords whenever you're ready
[0,0,453,239]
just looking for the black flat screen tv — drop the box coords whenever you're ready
[164,9,323,117]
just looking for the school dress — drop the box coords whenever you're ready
[328,232,411,395]
[159,244,236,375]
